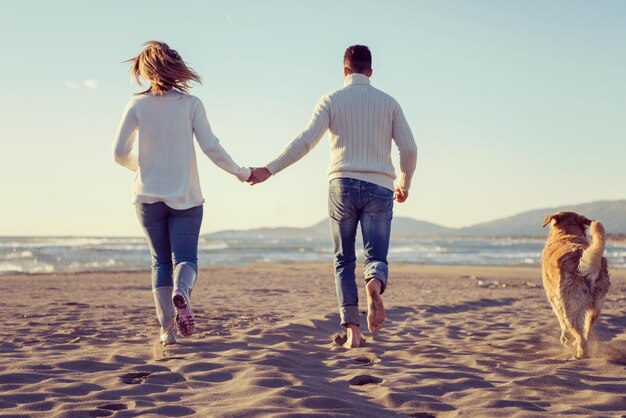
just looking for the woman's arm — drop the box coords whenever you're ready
[112,99,139,172]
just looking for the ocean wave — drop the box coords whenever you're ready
[477,251,541,259]
[0,262,55,274]
[1,236,625,274]
[199,242,229,251]
[0,262,23,273]
[3,251,34,259]
[406,245,447,253]
[68,259,119,270]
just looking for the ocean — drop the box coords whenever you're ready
[1,235,625,275]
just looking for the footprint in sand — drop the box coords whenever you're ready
[332,334,347,346]
[354,354,380,364]
[88,411,113,417]
[119,371,153,385]
[348,374,383,386]
[98,403,129,411]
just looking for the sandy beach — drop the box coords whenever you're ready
[1,263,625,417]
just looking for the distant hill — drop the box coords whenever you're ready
[206,217,453,239]
[206,200,626,239]
[391,218,456,236]
[458,200,626,236]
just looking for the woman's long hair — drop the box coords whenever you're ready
[127,41,201,95]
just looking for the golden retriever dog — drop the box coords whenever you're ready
[541,211,610,358]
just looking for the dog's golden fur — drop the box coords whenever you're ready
[541,211,610,358]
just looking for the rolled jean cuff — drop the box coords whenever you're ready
[340,305,360,327]
[364,263,388,295]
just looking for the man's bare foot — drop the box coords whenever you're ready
[366,278,385,333]
[343,324,364,349]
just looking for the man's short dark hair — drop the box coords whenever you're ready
[344,45,372,74]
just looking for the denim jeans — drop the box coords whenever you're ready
[328,178,393,327]
[136,202,203,289]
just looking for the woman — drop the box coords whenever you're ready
[113,41,250,345]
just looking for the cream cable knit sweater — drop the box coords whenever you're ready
[113,91,250,209]
[267,74,417,191]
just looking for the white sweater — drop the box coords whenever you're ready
[266,73,417,191]
[113,91,250,209]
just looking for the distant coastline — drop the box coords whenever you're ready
[205,199,626,239]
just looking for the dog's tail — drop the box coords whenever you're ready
[578,220,606,278]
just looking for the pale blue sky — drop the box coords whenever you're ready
[1,1,624,236]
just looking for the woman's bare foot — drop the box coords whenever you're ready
[366,279,385,333]
[343,324,364,349]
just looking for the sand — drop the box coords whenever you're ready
[1,263,625,417]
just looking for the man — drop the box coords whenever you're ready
[249,45,417,348]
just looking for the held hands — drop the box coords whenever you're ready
[247,167,272,185]
[394,187,409,203]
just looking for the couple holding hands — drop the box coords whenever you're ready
[113,41,417,349]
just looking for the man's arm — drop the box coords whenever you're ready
[391,103,417,201]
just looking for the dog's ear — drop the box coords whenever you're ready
[577,214,592,227]
[542,213,559,228]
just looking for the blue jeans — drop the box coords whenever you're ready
[328,178,393,327]
[136,202,203,289]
